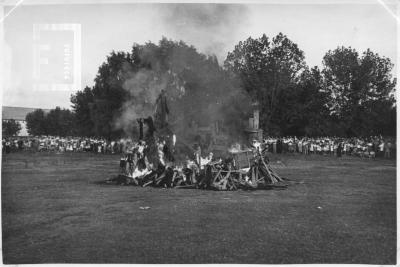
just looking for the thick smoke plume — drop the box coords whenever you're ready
[113,60,185,137]
[114,69,163,136]
[157,4,250,64]
[111,36,252,150]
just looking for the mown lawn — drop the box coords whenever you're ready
[1,152,396,264]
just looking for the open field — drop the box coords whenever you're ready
[1,152,396,264]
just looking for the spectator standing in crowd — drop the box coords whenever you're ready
[1,135,396,161]
[385,140,392,159]
[337,141,342,157]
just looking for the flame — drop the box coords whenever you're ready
[129,167,152,178]
[228,142,242,153]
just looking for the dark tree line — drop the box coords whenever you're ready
[2,119,21,136]
[70,37,250,140]
[225,34,396,137]
[25,34,396,138]
[25,107,76,136]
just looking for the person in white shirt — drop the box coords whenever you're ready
[379,141,385,157]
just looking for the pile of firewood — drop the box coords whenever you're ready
[196,153,287,191]
[106,151,288,191]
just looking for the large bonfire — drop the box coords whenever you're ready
[107,140,287,190]
[107,93,288,191]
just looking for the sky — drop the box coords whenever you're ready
[2,1,398,109]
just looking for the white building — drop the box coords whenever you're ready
[2,106,50,136]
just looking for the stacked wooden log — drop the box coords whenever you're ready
[246,152,288,189]
[107,162,198,188]
[198,155,287,191]
[107,149,287,190]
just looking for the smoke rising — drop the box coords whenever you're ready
[113,59,185,137]
[111,4,253,146]
[111,37,252,148]
[113,69,163,136]
[157,4,250,64]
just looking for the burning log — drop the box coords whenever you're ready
[110,112,287,191]
[111,145,288,191]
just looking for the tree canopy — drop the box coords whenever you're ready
[25,34,395,139]
[321,47,396,136]
[224,33,308,135]
[25,109,47,136]
[71,37,251,141]
[2,119,21,136]
[25,107,76,136]
[225,34,396,137]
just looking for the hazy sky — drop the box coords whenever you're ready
[2,2,398,109]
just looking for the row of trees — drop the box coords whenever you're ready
[224,33,396,136]
[70,38,250,140]
[25,107,75,136]
[25,34,396,138]
[2,120,21,136]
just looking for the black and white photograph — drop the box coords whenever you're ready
[1,0,398,264]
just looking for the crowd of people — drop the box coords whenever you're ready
[2,135,396,159]
[261,136,395,159]
[1,136,135,155]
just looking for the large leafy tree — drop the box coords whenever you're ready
[89,51,130,139]
[25,109,47,136]
[45,107,76,137]
[70,86,94,137]
[322,47,396,136]
[224,33,307,134]
[25,107,75,136]
[272,67,332,136]
[2,119,21,136]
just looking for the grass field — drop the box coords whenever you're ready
[1,152,396,264]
